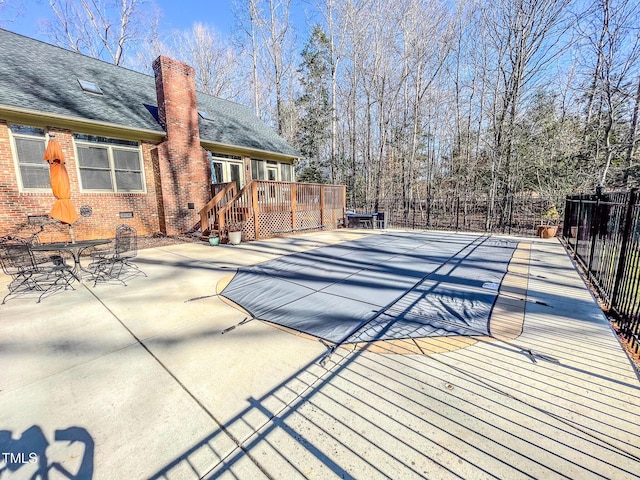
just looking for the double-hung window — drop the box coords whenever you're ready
[251,158,266,180]
[10,125,49,190]
[74,134,144,192]
[281,163,293,182]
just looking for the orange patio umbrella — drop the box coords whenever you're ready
[44,136,79,241]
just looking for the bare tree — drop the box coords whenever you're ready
[476,0,572,226]
[233,0,297,134]
[233,0,264,116]
[171,23,241,100]
[577,0,640,186]
[623,76,640,186]
[45,0,154,66]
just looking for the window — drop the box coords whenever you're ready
[251,158,266,180]
[10,125,49,189]
[74,134,144,192]
[281,163,293,182]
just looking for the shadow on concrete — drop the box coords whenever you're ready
[0,425,94,479]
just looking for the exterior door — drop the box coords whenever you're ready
[229,163,242,192]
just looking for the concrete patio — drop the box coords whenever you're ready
[0,230,639,479]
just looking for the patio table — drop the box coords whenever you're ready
[31,239,111,281]
[346,213,378,229]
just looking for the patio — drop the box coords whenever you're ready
[0,229,639,479]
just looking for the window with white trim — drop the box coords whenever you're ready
[281,162,293,181]
[251,158,266,180]
[10,125,49,189]
[74,134,144,192]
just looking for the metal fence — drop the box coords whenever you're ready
[377,193,565,237]
[563,188,640,355]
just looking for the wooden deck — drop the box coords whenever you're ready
[200,180,346,242]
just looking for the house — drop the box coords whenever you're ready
[0,28,305,241]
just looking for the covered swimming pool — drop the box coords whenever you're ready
[220,231,519,346]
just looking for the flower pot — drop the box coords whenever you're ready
[228,230,242,245]
[537,225,558,238]
[209,236,219,246]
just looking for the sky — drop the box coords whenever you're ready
[0,0,310,42]
[0,0,241,39]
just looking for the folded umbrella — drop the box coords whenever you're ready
[44,137,79,241]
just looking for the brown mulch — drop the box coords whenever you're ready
[610,321,640,373]
[137,233,203,250]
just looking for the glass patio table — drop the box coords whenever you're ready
[31,239,111,281]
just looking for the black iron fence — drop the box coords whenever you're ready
[377,193,565,236]
[563,188,640,355]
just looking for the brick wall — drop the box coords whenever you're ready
[152,56,211,236]
[1,55,220,240]
[0,122,162,241]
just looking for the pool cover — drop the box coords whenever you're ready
[221,232,518,345]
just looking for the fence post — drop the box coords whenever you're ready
[587,186,603,273]
[507,193,514,235]
[562,195,570,239]
[320,185,325,229]
[610,189,637,311]
[565,195,577,251]
[574,194,584,252]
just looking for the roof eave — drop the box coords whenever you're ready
[200,138,300,161]
[0,104,166,142]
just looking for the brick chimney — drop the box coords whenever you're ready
[152,55,210,236]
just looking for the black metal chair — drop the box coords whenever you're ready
[89,225,146,286]
[0,236,75,304]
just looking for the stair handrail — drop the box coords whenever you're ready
[216,181,255,238]
[198,182,237,234]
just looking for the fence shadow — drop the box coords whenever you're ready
[150,319,640,479]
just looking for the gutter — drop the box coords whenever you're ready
[0,104,166,141]
[1,104,300,161]
[199,139,300,161]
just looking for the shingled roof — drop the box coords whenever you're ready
[0,29,298,158]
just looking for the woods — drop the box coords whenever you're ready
[5,0,639,222]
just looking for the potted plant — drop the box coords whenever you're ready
[227,222,243,245]
[537,204,560,238]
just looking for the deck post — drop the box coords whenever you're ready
[291,183,297,231]
[252,181,260,240]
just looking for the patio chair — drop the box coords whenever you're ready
[88,224,146,286]
[0,237,75,304]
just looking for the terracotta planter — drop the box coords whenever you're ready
[537,225,558,238]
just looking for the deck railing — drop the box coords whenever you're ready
[563,188,640,355]
[203,180,346,242]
